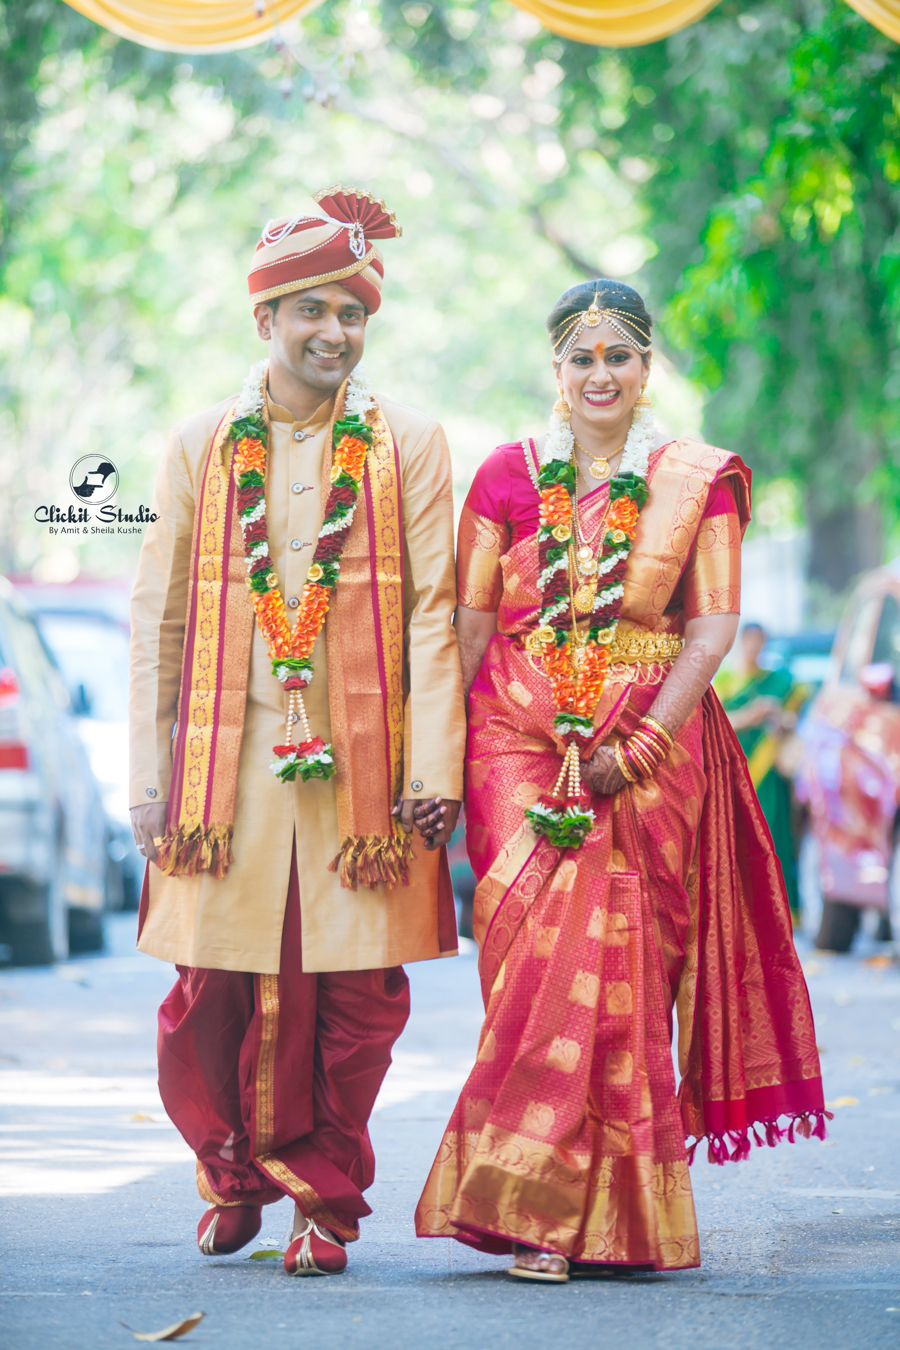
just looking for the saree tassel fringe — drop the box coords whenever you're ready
[688,1110,834,1167]
[328,831,414,891]
[155,824,235,880]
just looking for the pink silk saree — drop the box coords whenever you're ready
[415,438,825,1270]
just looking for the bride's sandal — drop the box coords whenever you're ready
[507,1243,569,1283]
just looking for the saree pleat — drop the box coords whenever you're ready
[415,438,824,1269]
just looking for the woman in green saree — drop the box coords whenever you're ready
[718,623,802,917]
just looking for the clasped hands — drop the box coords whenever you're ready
[580,745,629,796]
[393,797,461,850]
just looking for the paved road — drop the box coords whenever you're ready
[1,914,899,1349]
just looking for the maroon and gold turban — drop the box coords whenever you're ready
[247,186,402,315]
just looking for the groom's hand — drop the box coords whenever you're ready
[411,797,461,851]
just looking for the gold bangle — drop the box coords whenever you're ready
[626,741,657,778]
[639,714,674,749]
[614,741,638,783]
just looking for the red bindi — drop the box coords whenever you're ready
[593,341,606,358]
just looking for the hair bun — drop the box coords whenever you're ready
[313,186,402,240]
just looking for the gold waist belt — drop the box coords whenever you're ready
[606,631,685,665]
[522,626,684,687]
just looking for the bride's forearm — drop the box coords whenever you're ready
[648,612,740,736]
[458,636,489,694]
[455,605,498,695]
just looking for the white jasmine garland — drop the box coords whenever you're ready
[597,582,625,605]
[319,506,357,538]
[619,405,657,479]
[540,408,575,467]
[235,359,268,419]
[344,364,375,418]
[537,556,567,589]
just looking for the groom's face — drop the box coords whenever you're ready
[254,282,368,397]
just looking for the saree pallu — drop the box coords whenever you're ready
[415,439,825,1269]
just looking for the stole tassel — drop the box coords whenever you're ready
[328,831,414,891]
[155,824,234,880]
[687,1110,835,1167]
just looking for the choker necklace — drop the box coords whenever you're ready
[574,436,625,481]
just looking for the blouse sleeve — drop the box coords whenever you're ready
[456,451,512,612]
[681,475,742,619]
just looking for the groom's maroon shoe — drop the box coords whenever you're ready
[283,1217,348,1276]
[197,1205,262,1255]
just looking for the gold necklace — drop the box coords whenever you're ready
[574,436,625,481]
[569,462,610,615]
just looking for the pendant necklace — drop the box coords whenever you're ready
[570,464,609,616]
[574,436,625,481]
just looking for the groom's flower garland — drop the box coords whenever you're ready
[524,404,656,848]
[230,359,375,783]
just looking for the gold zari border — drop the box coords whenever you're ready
[250,248,379,304]
[255,1154,360,1243]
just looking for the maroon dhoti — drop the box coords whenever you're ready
[156,851,410,1243]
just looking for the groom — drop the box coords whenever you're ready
[129,187,464,1275]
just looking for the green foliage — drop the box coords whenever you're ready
[375,0,900,588]
[5,0,900,593]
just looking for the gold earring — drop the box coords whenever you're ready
[634,383,653,410]
[553,392,571,420]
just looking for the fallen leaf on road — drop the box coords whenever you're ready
[119,1313,204,1341]
[128,1114,156,1122]
[863,955,893,969]
[825,1096,859,1109]
[249,1249,284,1260]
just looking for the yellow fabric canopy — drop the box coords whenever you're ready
[62,0,900,53]
[512,0,722,47]
[63,0,323,54]
[843,0,900,40]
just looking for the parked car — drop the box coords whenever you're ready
[759,631,837,699]
[795,562,900,950]
[23,599,141,911]
[0,578,109,963]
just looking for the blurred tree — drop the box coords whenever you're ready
[3,1,651,579]
[7,0,899,601]
[375,0,900,598]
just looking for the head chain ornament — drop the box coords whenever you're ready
[552,300,652,362]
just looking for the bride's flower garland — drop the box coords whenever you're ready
[230,360,375,783]
[524,403,657,848]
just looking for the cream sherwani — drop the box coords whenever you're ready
[129,387,465,974]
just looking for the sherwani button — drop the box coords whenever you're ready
[291,482,306,494]
[146,787,157,798]
[287,596,299,609]
[290,539,302,550]
[411,780,424,792]
[293,429,306,442]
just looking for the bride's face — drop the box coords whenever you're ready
[555,318,649,440]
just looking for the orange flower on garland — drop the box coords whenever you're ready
[539,484,572,528]
[606,496,640,533]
